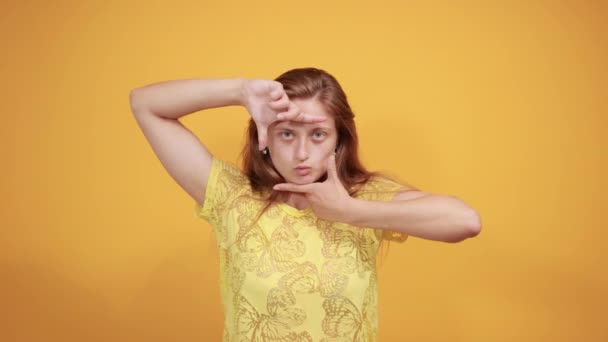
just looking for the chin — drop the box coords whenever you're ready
[287,173,317,184]
[289,177,314,185]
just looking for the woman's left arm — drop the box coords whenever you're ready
[272,154,481,243]
[346,190,482,243]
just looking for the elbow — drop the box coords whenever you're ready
[466,209,482,237]
[129,88,146,115]
[444,209,482,243]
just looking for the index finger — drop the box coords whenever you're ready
[273,182,314,193]
[278,111,327,123]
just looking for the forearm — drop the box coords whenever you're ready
[345,195,481,243]
[129,78,247,119]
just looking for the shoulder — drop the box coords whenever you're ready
[213,156,246,179]
[202,155,254,206]
[194,156,256,222]
[210,156,250,189]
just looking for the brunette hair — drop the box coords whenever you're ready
[238,67,414,253]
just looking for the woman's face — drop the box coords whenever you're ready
[267,98,338,185]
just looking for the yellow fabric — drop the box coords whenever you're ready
[194,155,412,341]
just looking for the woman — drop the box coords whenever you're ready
[129,67,481,341]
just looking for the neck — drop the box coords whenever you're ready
[283,192,309,210]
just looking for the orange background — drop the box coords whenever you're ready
[1,0,606,341]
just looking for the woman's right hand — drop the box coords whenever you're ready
[241,79,326,151]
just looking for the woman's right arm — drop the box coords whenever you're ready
[129,77,325,206]
[129,78,247,206]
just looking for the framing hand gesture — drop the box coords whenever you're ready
[273,154,353,222]
[241,79,326,150]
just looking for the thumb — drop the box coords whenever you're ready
[258,127,268,151]
[327,153,338,181]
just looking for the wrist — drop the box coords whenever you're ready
[235,77,248,107]
[343,198,364,226]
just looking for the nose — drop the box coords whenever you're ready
[296,137,309,161]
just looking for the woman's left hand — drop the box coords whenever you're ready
[273,154,354,222]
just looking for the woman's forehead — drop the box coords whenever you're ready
[272,98,336,130]
[274,118,335,130]
[292,98,329,116]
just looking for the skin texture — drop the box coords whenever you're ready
[265,86,481,242]
[267,98,338,210]
[244,79,327,150]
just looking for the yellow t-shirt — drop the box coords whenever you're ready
[194,156,412,341]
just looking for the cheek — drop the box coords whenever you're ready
[269,148,291,167]
[317,145,335,158]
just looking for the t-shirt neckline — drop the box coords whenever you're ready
[277,202,313,217]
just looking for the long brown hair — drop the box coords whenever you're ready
[238,67,410,255]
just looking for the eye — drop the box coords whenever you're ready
[281,131,293,139]
[313,132,326,140]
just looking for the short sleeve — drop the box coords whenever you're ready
[355,176,416,243]
[193,155,249,227]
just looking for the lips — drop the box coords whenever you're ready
[294,167,311,176]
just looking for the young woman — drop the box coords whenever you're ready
[130,67,481,341]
